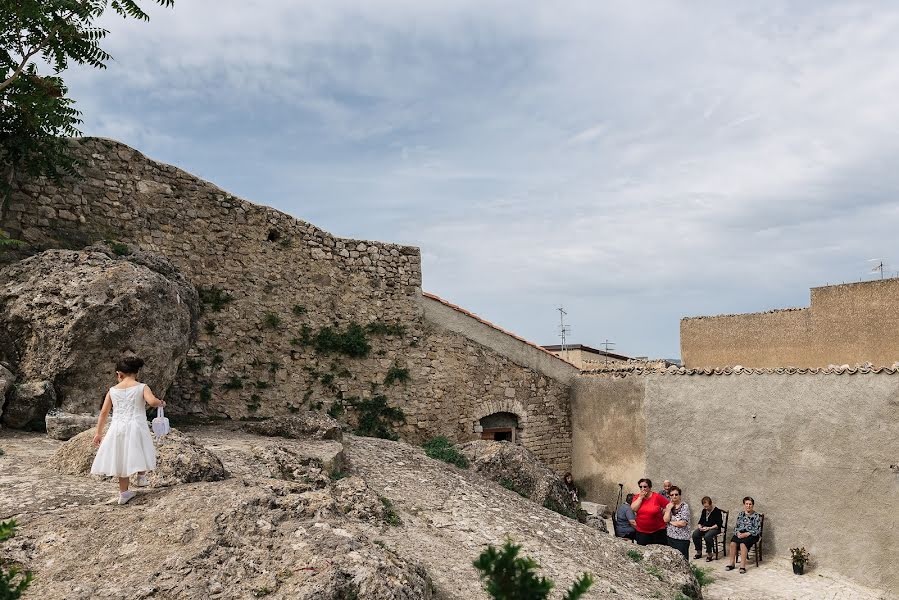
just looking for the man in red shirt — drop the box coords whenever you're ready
[630,477,668,545]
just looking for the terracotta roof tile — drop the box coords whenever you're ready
[581,364,899,377]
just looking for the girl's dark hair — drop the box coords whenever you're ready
[116,356,144,374]
[638,478,652,488]
[669,485,682,496]
[742,496,755,505]
[564,472,573,481]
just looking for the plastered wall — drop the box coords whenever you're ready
[572,370,899,593]
[681,278,899,368]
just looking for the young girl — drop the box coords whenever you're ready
[91,356,165,504]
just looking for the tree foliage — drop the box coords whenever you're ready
[0,519,32,599]
[0,0,174,214]
[473,540,593,600]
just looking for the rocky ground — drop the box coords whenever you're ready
[0,422,699,600]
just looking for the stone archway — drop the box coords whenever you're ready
[473,399,527,443]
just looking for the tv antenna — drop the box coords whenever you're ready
[600,339,615,363]
[557,306,571,354]
[867,258,889,280]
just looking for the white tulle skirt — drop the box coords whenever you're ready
[90,418,157,477]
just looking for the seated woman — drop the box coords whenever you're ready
[614,493,637,540]
[692,496,724,561]
[630,478,668,545]
[663,486,691,560]
[726,497,762,573]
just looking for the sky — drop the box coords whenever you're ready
[62,1,899,359]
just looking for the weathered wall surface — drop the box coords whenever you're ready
[420,294,576,472]
[681,278,899,368]
[2,138,575,471]
[569,375,646,506]
[572,369,899,593]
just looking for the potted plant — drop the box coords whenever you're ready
[790,547,810,575]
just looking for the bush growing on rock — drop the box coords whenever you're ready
[474,540,593,600]
[421,437,469,468]
[0,519,32,599]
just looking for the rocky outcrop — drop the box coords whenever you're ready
[0,247,198,419]
[2,379,55,429]
[243,412,344,442]
[44,411,97,440]
[48,427,226,486]
[0,362,13,420]
[457,440,579,518]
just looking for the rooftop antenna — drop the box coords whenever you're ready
[557,306,571,357]
[600,339,615,363]
[867,258,888,280]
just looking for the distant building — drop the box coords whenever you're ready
[681,277,899,369]
[542,344,631,370]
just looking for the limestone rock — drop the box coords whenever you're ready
[457,439,579,517]
[0,362,16,421]
[0,249,198,418]
[48,426,226,486]
[243,412,343,442]
[585,513,609,533]
[2,380,55,429]
[44,411,97,440]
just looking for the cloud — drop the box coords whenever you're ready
[59,0,899,357]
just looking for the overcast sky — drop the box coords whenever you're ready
[64,1,899,359]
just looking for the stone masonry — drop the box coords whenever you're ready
[1,138,573,472]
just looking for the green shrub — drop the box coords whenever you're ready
[350,395,405,440]
[327,400,344,418]
[384,364,410,386]
[320,373,334,385]
[255,381,270,390]
[365,321,406,336]
[204,321,216,335]
[689,564,714,587]
[330,470,346,481]
[380,496,402,526]
[0,520,32,598]
[313,322,371,358]
[198,286,234,312]
[0,448,4,457]
[211,350,224,367]
[645,566,664,581]
[626,549,643,563]
[292,304,307,316]
[106,240,131,256]
[200,384,213,403]
[186,357,204,372]
[422,437,469,468]
[500,478,529,497]
[269,361,281,374]
[223,375,244,390]
[262,312,281,329]
[474,540,593,600]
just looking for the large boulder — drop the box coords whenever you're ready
[242,412,343,442]
[0,362,16,422]
[457,440,581,519]
[48,426,226,486]
[0,246,198,419]
[45,411,102,440]
[2,379,55,429]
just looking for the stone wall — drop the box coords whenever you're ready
[571,367,899,593]
[681,278,899,368]
[2,138,574,471]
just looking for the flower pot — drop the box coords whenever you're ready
[792,563,804,575]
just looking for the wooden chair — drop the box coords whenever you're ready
[711,509,729,559]
[747,513,765,566]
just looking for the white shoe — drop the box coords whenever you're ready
[118,491,136,505]
[135,475,149,487]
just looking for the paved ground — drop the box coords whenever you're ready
[695,554,896,600]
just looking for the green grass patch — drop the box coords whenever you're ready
[645,566,664,581]
[262,312,281,329]
[223,375,244,390]
[365,321,406,336]
[689,564,714,587]
[313,322,371,357]
[292,304,307,316]
[384,364,410,386]
[626,549,643,563]
[380,496,402,526]
[198,286,234,312]
[422,437,469,468]
[499,478,529,497]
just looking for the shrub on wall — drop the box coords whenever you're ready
[313,322,371,358]
[349,394,405,440]
[422,437,469,468]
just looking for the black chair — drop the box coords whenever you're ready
[747,514,765,566]
[711,509,729,559]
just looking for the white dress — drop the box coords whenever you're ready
[90,383,156,477]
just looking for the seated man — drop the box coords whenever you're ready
[614,493,637,540]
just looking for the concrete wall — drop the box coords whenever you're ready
[570,375,646,506]
[681,278,899,368]
[571,370,899,593]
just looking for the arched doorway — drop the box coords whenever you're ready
[479,411,519,443]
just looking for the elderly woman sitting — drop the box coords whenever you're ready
[726,497,762,574]
[692,496,724,561]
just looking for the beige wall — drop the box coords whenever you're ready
[570,375,646,506]
[572,371,899,594]
[681,278,899,368]
[549,348,628,370]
